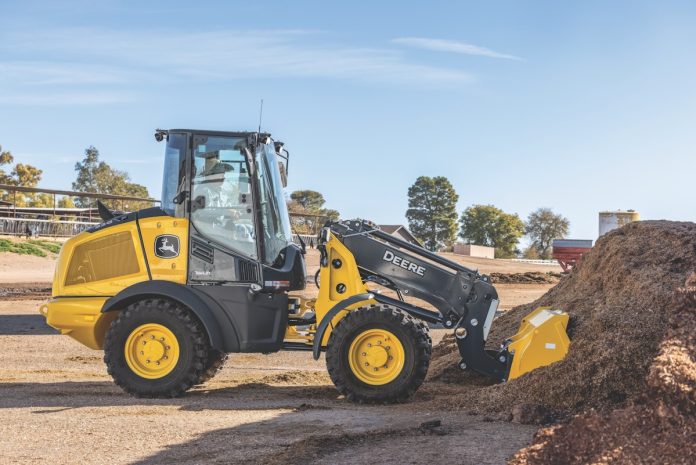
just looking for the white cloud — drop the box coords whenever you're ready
[0,62,131,86]
[0,91,133,105]
[392,37,522,61]
[0,29,472,89]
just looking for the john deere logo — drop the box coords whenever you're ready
[155,235,179,258]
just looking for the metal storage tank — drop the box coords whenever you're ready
[598,210,640,236]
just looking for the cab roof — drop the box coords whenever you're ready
[167,129,271,138]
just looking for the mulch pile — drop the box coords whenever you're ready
[509,275,696,464]
[425,221,696,444]
[489,272,561,285]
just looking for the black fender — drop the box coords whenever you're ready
[371,293,442,324]
[312,293,373,360]
[101,280,239,352]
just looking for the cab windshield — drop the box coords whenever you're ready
[255,142,293,265]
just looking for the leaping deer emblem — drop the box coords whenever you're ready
[158,237,178,256]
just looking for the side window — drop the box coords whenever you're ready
[161,133,187,217]
[190,136,257,259]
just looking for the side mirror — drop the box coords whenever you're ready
[274,143,290,186]
[278,161,288,187]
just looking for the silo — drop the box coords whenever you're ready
[599,210,640,236]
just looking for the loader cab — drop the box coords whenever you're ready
[158,129,305,291]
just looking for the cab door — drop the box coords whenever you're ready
[187,133,261,284]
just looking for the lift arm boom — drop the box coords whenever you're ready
[324,220,513,381]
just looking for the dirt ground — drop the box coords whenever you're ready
[0,254,56,283]
[0,250,555,465]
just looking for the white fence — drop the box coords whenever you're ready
[0,217,97,237]
[509,258,559,266]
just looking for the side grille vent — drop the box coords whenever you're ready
[65,231,139,286]
[238,260,259,283]
[191,240,214,264]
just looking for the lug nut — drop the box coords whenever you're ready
[388,356,393,360]
[166,346,170,350]
[142,341,147,345]
[140,351,144,355]
[160,337,165,341]
[156,361,160,366]
[146,360,151,364]
[364,362,369,366]
[163,356,168,360]
[361,352,367,356]
[386,346,390,350]
[150,336,155,340]
[373,368,378,372]
[377,341,382,345]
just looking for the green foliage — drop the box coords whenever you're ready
[57,196,76,208]
[0,146,14,184]
[290,190,326,211]
[459,204,525,258]
[406,176,459,251]
[525,207,570,259]
[288,190,340,234]
[72,146,151,210]
[0,239,47,257]
[0,144,52,207]
[522,245,541,260]
[322,208,340,222]
[28,240,62,254]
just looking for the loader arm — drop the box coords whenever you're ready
[321,220,569,382]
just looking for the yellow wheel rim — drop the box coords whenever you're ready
[348,328,405,385]
[124,323,180,379]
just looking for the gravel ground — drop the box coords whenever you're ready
[0,250,555,464]
[0,298,542,465]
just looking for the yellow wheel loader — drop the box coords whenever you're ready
[40,129,570,402]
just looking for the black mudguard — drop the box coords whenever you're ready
[311,292,442,360]
[102,280,239,352]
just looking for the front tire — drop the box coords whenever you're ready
[325,304,431,403]
[104,299,210,398]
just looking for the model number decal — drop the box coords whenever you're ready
[383,250,426,276]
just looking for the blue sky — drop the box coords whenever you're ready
[1,0,695,241]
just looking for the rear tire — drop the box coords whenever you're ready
[104,299,210,398]
[325,304,431,403]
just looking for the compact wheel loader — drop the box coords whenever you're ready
[40,129,570,402]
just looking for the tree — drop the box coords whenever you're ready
[459,204,525,258]
[12,163,43,187]
[0,146,14,184]
[522,245,540,260]
[58,196,76,208]
[525,207,570,259]
[290,190,326,211]
[0,144,51,206]
[72,146,150,210]
[287,190,340,234]
[406,176,459,251]
[322,208,340,222]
